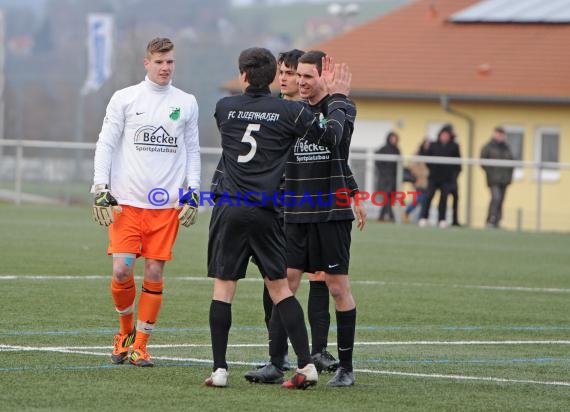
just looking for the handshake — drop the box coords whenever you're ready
[92,184,199,227]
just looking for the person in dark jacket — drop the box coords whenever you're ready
[480,126,514,228]
[418,124,461,228]
[375,131,400,222]
[449,132,462,227]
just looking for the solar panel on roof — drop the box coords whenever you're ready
[450,0,570,23]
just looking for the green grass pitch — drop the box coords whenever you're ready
[0,204,569,411]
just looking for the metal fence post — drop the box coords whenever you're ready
[536,162,542,232]
[365,148,375,218]
[15,140,23,205]
[395,157,403,224]
[365,148,375,194]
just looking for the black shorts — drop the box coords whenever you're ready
[250,216,284,268]
[286,220,352,275]
[208,204,286,281]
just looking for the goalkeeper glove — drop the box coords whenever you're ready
[92,184,121,226]
[176,188,199,227]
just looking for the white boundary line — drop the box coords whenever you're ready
[1,274,569,294]
[3,340,569,352]
[1,344,569,387]
[358,369,570,387]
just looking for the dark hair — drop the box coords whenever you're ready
[298,50,326,75]
[494,126,506,134]
[386,131,399,141]
[277,49,305,70]
[438,123,455,140]
[238,47,277,88]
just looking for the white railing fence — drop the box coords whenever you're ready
[1,139,569,232]
[349,150,570,231]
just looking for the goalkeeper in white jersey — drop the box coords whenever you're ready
[91,37,201,367]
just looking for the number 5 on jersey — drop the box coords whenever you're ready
[237,123,260,163]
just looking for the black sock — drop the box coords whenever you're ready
[268,304,289,368]
[336,308,356,372]
[262,285,273,333]
[308,280,330,355]
[209,300,231,371]
[275,296,311,368]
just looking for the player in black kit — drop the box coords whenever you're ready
[204,47,353,389]
[287,50,364,387]
[246,50,365,388]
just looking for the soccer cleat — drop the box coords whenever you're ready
[129,347,154,367]
[253,353,290,372]
[281,363,318,389]
[205,368,228,387]
[281,354,292,371]
[311,349,339,373]
[111,328,136,364]
[244,363,285,384]
[327,366,355,387]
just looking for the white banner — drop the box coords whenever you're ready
[81,13,113,95]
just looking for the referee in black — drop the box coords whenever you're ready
[204,47,353,389]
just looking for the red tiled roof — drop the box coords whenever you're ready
[313,0,570,101]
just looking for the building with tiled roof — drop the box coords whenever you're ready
[308,0,570,231]
[318,0,570,101]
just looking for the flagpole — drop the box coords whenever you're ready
[75,13,113,187]
[73,91,85,186]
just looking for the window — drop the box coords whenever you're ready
[534,127,560,181]
[352,120,393,150]
[503,125,524,180]
[352,119,393,193]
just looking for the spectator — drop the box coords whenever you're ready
[418,124,461,228]
[449,132,462,227]
[480,126,514,228]
[375,131,400,222]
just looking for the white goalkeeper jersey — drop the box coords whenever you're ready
[93,76,200,209]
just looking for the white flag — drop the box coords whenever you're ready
[81,13,113,95]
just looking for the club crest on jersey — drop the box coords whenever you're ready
[169,107,180,121]
[318,112,328,129]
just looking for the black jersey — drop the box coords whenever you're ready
[284,94,358,223]
[210,86,350,213]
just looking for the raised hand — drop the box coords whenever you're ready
[321,56,351,97]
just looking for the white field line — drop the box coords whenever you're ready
[1,343,569,387]
[2,340,570,352]
[358,369,570,387]
[0,345,215,365]
[1,274,569,294]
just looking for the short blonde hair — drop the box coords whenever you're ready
[146,37,174,58]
